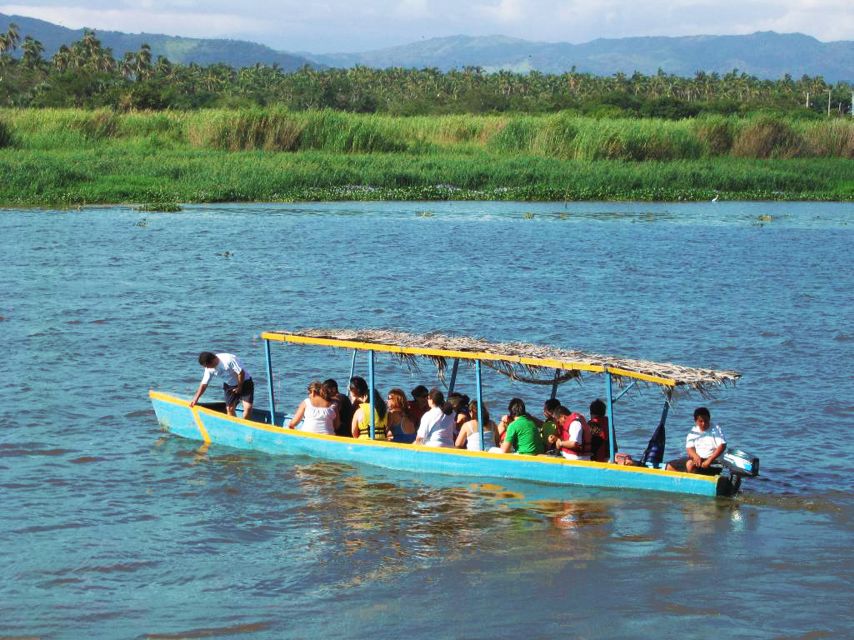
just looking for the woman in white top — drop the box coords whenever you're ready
[415,388,456,448]
[287,381,339,435]
[455,400,497,451]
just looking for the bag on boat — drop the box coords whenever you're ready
[615,452,635,466]
[641,421,666,468]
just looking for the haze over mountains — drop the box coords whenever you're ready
[2,13,852,81]
[312,33,854,82]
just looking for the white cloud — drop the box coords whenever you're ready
[474,0,525,24]
[394,0,431,19]
[0,4,267,37]
[0,0,850,51]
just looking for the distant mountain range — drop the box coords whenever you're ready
[311,33,854,82]
[2,13,852,81]
[0,13,317,71]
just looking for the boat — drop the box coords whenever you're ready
[149,328,757,497]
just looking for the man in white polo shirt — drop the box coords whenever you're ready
[189,352,254,420]
[666,407,726,473]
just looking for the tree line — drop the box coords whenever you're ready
[1,25,851,117]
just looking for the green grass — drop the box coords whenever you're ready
[0,108,851,206]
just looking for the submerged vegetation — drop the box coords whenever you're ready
[136,202,182,212]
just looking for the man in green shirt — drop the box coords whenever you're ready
[499,398,545,455]
[541,398,560,452]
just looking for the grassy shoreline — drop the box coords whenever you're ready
[1,109,852,206]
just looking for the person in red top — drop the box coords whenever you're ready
[588,398,614,462]
[549,405,592,460]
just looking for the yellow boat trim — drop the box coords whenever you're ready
[150,390,716,484]
[260,333,678,387]
[191,408,212,444]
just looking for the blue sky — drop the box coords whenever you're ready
[1,0,850,52]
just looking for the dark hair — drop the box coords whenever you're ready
[428,388,454,415]
[544,398,561,415]
[590,399,607,418]
[507,398,526,418]
[370,388,388,420]
[448,392,470,411]
[553,405,571,419]
[349,376,368,397]
[198,351,217,367]
[323,379,339,392]
[411,385,429,399]
[693,407,711,421]
[468,400,490,423]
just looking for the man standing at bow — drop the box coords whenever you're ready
[189,351,254,420]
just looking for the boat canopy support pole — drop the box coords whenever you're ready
[348,350,357,386]
[264,338,276,425]
[448,358,460,394]
[368,349,376,440]
[476,359,484,451]
[550,369,560,400]
[613,381,637,403]
[660,390,672,428]
[605,369,616,462]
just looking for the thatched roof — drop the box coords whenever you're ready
[264,328,740,397]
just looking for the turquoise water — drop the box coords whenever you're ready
[2,201,852,639]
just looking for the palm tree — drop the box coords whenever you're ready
[155,55,173,78]
[121,51,136,79]
[135,43,153,80]
[1,22,20,53]
[52,45,71,72]
[21,36,45,69]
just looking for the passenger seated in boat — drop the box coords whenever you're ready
[541,398,561,452]
[408,385,429,426]
[415,388,456,448]
[455,400,497,451]
[348,376,366,411]
[287,381,339,435]
[448,392,471,433]
[349,377,388,440]
[588,398,613,462]
[550,405,592,460]
[666,407,726,473]
[323,378,353,438]
[499,398,545,455]
[386,388,416,443]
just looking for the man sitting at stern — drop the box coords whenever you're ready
[666,407,726,473]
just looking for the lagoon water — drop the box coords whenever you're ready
[2,201,853,639]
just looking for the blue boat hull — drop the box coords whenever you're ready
[150,391,726,497]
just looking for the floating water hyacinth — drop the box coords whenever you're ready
[137,202,182,212]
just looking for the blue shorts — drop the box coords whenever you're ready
[223,378,254,407]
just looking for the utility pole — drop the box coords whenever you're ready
[805,91,809,109]
[827,89,832,117]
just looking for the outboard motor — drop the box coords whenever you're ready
[721,449,760,478]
